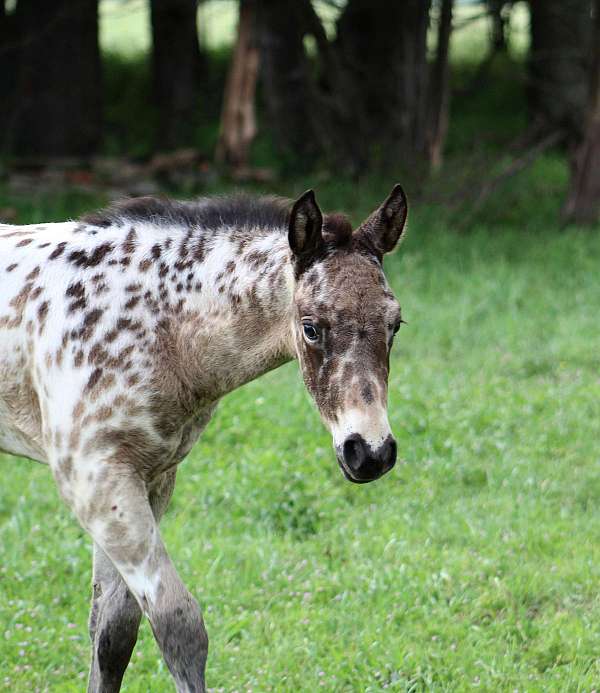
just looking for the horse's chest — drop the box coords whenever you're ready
[144,403,217,479]
[171,404,218,463]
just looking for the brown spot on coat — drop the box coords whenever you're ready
[127,373,140,387]
[37,301,49,322]
[66,281,85,299]
[88,343,109,366]
[69,298,87,312]
[49,242,67,260]
[122,228,137,254]
[68,242,114,268]
[73,401,85,420]
[60,456,73,479]
[25,267,40,280]
[86,368,103,391]
[125,296,140,310]
[77,308,104,341]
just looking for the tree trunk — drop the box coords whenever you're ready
[335,0,432,168]
[427,0,454,170]
[6,0,102,158]
[528,0,593,140]
[215,0,259,169]
[150,0,202,152]
[488,0,509,53]
[256,0,434,172]
[255,0,321,165]
[0,2,20,153]
[562,0,600,225]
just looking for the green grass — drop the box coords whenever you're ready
[3,1,598,689]
[1,176,600,691]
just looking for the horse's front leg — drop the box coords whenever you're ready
[87,469,178,693]
[54,456,207,693]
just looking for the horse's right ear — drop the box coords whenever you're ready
[288,190,323,260]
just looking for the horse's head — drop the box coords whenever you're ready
[289,185,407,483]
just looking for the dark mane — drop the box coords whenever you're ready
[82,194,357,251]
[81,194,293,233]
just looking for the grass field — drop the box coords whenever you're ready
[2,1,599,689]
[1,173,600,691]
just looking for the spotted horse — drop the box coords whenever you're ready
[0,185,408,692]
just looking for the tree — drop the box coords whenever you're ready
[426,0,454,170]
[255,0,322,165]
[256,0,452,173]
[562,0,600,225]
[487,0,511,53]
[150,0,202,151]
[3,0,102,158]
[333,0,432,168]
[528,0,593,140]
[216,0,259,169]
[0,1,20,153]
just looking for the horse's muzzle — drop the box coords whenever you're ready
[337,433,397,483]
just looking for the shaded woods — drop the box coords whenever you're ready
[0,0,599,225]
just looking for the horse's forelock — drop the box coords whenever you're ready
[322,213,353,247]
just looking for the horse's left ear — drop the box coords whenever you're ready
[357,184,408,256]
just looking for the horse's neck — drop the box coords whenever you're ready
[164,226,297,401]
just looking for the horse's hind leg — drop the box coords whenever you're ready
[88,544,142,693]
[87,470,178,693]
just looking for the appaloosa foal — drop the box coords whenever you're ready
[0,185,407,692]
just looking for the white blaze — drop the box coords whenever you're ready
[329,404,392,452]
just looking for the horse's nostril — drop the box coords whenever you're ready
[343,434,367,472]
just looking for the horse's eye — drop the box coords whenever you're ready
[390,320,402,335]
[302,322,319,343]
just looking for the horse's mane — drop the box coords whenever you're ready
[81,193,355,249]
[81,193,292,233]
